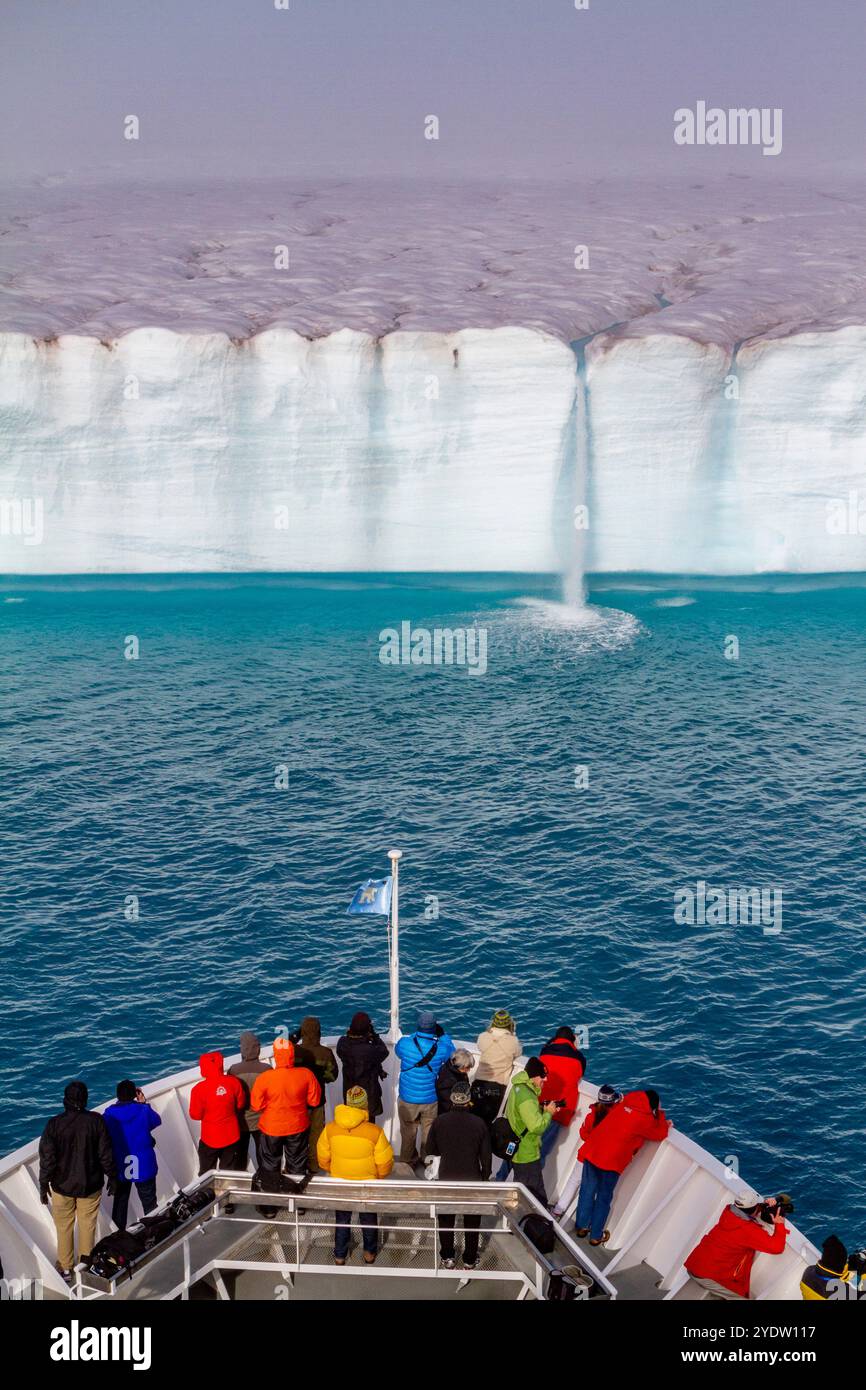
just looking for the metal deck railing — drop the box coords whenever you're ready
[71,1175,618,1302]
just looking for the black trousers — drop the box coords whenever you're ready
[439,1213,481,1263]
[112,1177,157,1231]
[258,1129,310,1176]
[234,1129,263,1171]
[198,1140,239,1176]
[470,1080,506,1129]
[512,1158,548,1208]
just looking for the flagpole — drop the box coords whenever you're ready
[387,849,402,1044]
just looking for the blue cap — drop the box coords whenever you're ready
[417,1010,437,1032]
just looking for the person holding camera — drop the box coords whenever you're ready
[103,1079,162,1230]
[336,1011,390,1123]
[500,1057,559,1206]
[685,1187,791,1299]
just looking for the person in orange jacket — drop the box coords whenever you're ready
[188,1052,246,1175]
[574,1088,670,1245]
[317,1085,393,1265]
[685,1188,790,1299]
[250,1036,322,1178]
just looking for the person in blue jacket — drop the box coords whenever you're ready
[103,1080,162,1230]
[395,1011,455,1165]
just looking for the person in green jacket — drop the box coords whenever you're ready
[503,1057,558,1206]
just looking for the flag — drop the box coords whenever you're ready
[346,876,393,916]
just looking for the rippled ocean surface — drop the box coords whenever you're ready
[1,574,864,1242]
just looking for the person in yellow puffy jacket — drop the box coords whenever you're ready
[317,1086,393,1265]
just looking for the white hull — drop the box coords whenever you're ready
[0,1040,818,1300]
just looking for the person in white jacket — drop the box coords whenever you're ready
[472,1010,521,1128]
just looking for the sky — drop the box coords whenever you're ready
[0,0,864,182]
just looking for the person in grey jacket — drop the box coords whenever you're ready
[227,1032,271,1169]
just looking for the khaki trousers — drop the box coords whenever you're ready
[52,1190,103,1271]
[692,1274,747,1301]
[398,1100,437,1165]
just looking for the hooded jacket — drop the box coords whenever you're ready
[475,1027,521,1086]
[539,1036,586,1126]
[578,1090,669,1174]
[38,1085,117,1199]
[227,1033,272,1133]
[336,1028,390,1119]
[395,1030,455,1105]
[103,1099,162,1182]
[189,1052,245,1149]
[292,1017,338,1104]
[250,1038,322,1137]
[504,1070,552,1165]
[577,1099,619,1161]
[317,1104,393,1181]
[686,1206,789,1298]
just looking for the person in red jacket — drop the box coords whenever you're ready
[538,1026,587,1166]
[250,1036,322,1178]
[551,1084,622,1220]
[685,1189,790,1299]
[574,1088,670,1245]
[188,1051,246,1175]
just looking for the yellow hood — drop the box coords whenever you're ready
[334,1104,369,1129]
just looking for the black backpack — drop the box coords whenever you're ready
[85,1228,148,1280]
[520,1212,556,1256]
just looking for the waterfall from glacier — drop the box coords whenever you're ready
[560,338,591,608]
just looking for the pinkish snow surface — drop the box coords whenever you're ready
[2,175,866,347]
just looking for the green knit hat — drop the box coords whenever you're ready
[346,1086,368,1109]
[491,1010,514,1031]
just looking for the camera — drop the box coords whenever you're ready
[848,1248,866,1276]
[760,1192,795,1220]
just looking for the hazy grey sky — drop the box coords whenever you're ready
[2,0,863,181]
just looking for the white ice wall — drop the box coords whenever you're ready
[2,324,866,575]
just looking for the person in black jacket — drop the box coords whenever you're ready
[38,1081,117,1282]
[426,1082,492,1271]
[336,1012,389,1121]
[435,1048,474,1114]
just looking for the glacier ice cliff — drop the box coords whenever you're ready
[2,177,866,575]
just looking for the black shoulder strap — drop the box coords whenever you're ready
[409,1036,439,1071]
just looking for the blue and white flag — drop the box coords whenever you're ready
[346,876,393,916]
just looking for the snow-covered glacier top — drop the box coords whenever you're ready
[3,175,866,347]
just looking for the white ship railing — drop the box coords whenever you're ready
[0,1039,819,1300]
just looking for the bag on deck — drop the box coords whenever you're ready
[546,1265,595,1300]
[85,1228,147,1279]
[169,1185,215,1224]
[520,1212,556,1256]
[137,1209,177,1249]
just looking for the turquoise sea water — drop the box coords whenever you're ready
[1,573,864,1244]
